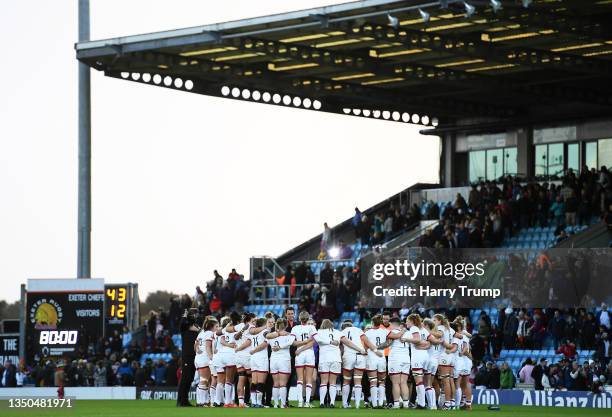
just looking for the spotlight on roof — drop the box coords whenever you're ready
[328,246,340,259]
[522,0,532,8]
[419,9,431,23]
[490,0,502,12]
[464,2,476,17]
[387,13,399,29]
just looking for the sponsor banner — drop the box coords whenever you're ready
[360,247,612,309]
[137,387,195,401]
[0,334,19,365]
[474,389,612,409]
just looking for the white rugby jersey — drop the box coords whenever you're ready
[269,334,296,361]
[364,327,389,353]
[417,327,430,350]
[450,335,461,354]
[196,330,214,359]
[427,329,440,356]
[291,324,317,344]
[341,326,364,353]
[248,328,269,360]
[403,325,425,350]
[213,333,222,355]
[234,323,250,356]
[388,328,410,360]
[217,329,236,354]
[314,328,342,362]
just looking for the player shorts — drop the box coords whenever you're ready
[425,356,439,375]
[458,357,472,376]
[235,355,250,371]
[215,352,235,368]
[295,350,316,368]
[388,359,410,375]
[270,359,291,375]
[366,354,387,373]
[342,353,366,371]
[210,365,217,377]
[410,349,428,372]
[438,352,455,368]
[211,355,224,374]
[318,361,341,375]
[194,354,210,370]
[250,354,269,373]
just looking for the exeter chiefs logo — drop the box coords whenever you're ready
[30,299,63,330]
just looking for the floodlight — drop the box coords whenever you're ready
[387,14,399,29]
[419,9,431,23]
[490,0,502,12]
[522,0,532,8]
[328,247,340,259]
[464,2,476,17]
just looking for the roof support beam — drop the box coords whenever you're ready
[222,35,612,108]
[365,24,612,77]
[469,1,612,40]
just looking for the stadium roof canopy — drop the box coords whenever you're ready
[76,0,612,135]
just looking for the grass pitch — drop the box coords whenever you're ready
[1,400,611,417]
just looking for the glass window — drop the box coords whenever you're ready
[535,144,548,176]
[548,143,564,176]
[469,150,486,183]
[504,147,517,176]
[567,143,579,173]
[486,149,503,180]
[598,138,612,169]
[585,142,597,170]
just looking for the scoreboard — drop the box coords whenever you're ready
[25,279,105,363]
[24,279,139,364]
[104,283,139,336]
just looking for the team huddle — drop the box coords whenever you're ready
[193,309,473,410]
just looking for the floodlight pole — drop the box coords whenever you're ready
[77,0,91,278]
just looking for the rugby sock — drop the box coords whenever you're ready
[319,385,328,406]
[279,387,287,407]
[250,388,257,406]
[416,383,425,408]
[203,388,209,405]
[272,387,279,407]
[224,383,233,405]
[329,383,337,405]
[354,385,362,408]
[255,390,262,406]
[461,395,466,406]
[403,400,410,408]
[342,384,351,407]
[393,401,400,408]
[296,380,303,404]
[210,385,216,405]
[216,382,224,404]
[425,387,436,409]
[305,384,312,404]
[196,385,204,405]
[438,393,445,408]
[369,383,378,407]
[377,385,385,407]
[238,396,244,406]
[455,386,462,409]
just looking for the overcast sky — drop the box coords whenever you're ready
[0,1,439,302]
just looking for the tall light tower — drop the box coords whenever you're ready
[77,0,91,278]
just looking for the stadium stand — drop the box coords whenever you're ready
[8,170,612,393]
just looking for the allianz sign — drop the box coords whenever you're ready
[473,389,611,409]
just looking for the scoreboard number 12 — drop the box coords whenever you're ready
[106,287,127,318]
